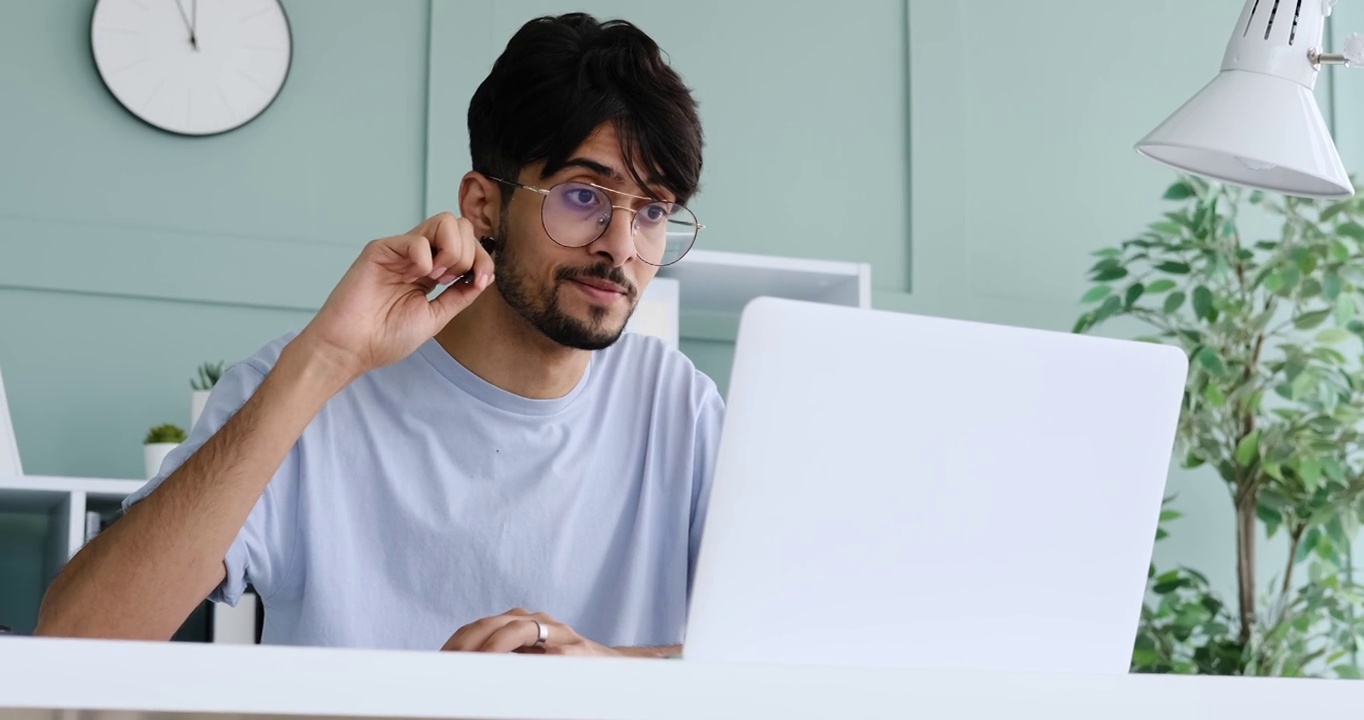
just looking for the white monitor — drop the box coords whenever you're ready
[684,297,1187,675]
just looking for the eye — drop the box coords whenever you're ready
[638,203,670,226]
[564,187,601,209]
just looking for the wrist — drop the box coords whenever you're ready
[277,334,363,399]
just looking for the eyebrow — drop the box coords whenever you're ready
[557,157,672,201]
[559,157,624,182]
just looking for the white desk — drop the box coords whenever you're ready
[0,636,1359,720]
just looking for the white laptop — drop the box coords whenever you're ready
[683,297,1187,675]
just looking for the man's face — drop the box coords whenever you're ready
[493,124,666,351]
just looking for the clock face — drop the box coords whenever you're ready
[90,0,291,136]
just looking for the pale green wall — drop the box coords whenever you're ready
[1,0,1358,629]
[900,0,1354,606]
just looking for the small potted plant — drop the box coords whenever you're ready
[143,423,186,479]
[190,361,225,428]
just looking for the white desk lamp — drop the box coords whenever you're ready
[1137,0,1364,198]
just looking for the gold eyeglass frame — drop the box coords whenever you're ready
[489,176,704,267]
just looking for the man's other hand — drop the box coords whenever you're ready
[440,608,620,657]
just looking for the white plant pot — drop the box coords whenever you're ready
[191,390,211,429]
[144,442,179,480]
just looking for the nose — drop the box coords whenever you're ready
[588,205,639,268]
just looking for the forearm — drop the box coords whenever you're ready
[35,339,354,640]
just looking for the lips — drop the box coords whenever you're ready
[571,277,628,295]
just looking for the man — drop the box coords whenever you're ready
[35,13,720,659]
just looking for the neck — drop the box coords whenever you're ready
[434,288,592,400]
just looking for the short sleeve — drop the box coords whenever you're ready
[121,356,301,607]
[686,375,726,599]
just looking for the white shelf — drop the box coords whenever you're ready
[0,475,147,588]
[0,636,1360,720]
[657,249,871,314]
[0,475,145,510]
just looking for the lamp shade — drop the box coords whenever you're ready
[1135,0,1353,199]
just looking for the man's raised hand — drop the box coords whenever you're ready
[297,212,494,381]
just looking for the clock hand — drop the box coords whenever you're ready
[174,0,198,50]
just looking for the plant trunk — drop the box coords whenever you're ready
[1282,525,1306,599]
[1236,489,1258,649]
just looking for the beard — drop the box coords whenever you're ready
[492,219,639,351]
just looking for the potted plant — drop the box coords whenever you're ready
[143,423,187,480]
[190,361,225,428]
[1075,175,1364,677]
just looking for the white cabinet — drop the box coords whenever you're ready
[627,249,872,349]
[0,474,146,584]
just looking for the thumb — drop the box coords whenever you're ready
[428,273,493,324]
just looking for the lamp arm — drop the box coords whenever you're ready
[1310,32,1364,67]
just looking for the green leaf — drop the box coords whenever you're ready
[1259,505,1283,537]
[1160,509,1182,522]
[1092,247,1121,258]
[1300,458,1323,491]
[1156,261,1191,275]
[1090,257,1121,273]
[1299,530,1321,562]
[1321,202,1350,223]
[1317,328,1352,345]
[1154,578,1188,594]
[1235,431,1260,467]
[1164,292,1187,314]
[1338,294,1357,326]
[1331,240,1351,262]
[1072,313,1095,334]
[1132,648,1162,667]
[1323,457,1346,483]
[1327,515,1349,547]
[1093,267,1129,282]
[1265,273,1286,293]
[1203,383,1227,407]
[1338,221,1364,241]
[1250,190,1265,204]
[1294,310,1332,330]
[1324,272,1344,300]
[1150,221,1184,235]
[1192,286,1215,320]
[1094,295,1123,323]
[1335,664,1363,680]
[1197,347,1228,377]
[1125,283,1145,308]
[1081,285,1113,303]
[1163,181,1195,200]
[1146,279,1177,293]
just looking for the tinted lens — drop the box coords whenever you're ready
[543,182,610,247]
[634,203,698,266]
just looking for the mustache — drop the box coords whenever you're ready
[556,264,637,297]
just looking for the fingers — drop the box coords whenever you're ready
[478,619,542,654]
[427,213,476,285]
[441,609,526,652]
[440,609,577,654]
[428,236,495,323]
[398,235,434,284]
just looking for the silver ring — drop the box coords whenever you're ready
[533,619,549,648]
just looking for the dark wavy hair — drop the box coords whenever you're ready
[468,13,703,206]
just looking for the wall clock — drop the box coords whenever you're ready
[90,0,292,136]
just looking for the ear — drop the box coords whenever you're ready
[457,172,502,238]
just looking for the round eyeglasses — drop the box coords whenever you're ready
[491,177,703,267]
